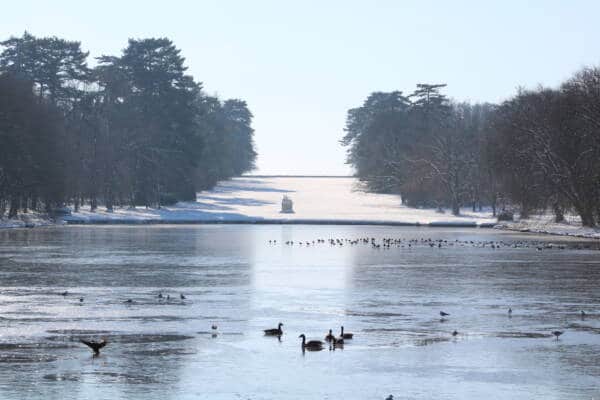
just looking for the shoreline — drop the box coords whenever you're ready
[3,217,600,240]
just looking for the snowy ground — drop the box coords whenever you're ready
[2,176,600,238]
[60,176,496,227]
[496,214,600,239]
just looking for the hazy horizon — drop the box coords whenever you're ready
[2,0,599,175]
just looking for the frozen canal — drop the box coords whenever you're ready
[0,225,599,399]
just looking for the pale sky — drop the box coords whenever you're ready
[2,1,599,175]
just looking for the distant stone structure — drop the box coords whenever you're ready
[281,195,294,213]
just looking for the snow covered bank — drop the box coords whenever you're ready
[61,176,496,227]
[4,177,599,239]
[495,214,600,239]
[0,213,58,229]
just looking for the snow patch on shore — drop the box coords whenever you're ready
[2,177,598,238]
[61,177,496,226]
[495,214,600,239]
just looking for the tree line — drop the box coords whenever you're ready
[0,32,256,218]
[342,68,600,227]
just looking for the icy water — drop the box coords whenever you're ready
[0,225,600,400]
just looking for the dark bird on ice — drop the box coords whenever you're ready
[552,330,564,340]
[325,329,335,342]
[264,322,283,336]
[299,334,324,351]
[440,311,450,317]
[340,326,353,339]
[211,324,218,330]
[180,293,186,300]
[452,330,458,337]
[80,339,107,355]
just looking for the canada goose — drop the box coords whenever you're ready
[340,326,353,339]
[581,310,586,319]
[440,311,450,317]
[124,299,133,304]
[61,291,68,296]
[452,330,458,336]
[158,293,163,299]
[325,329,335,342]
[79,297,84,303]
[299,334,324,350]
[80,339,107,355]
[508,308,512,315]
[264,323,283,336]
[333,337,344,347]
[180,293,186,300]
[552,330,563,340]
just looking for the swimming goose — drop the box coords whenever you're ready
[264,322,283,336]
[80,339,107,355]
[325,329,335,342]
[299,334,324,350]
[340,326,353,339]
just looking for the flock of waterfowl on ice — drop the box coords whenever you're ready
[269,236,600,251]
[71,235,598,356]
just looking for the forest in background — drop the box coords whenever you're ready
[0,32,256,218]
[342,69,600,227]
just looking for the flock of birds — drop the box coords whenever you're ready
[262,323,355,352]
[77,306,583,356]
[268,236,600,251]
[73,236,596,356]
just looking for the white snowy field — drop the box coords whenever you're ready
[2,176,599,237]
[59,176,496,226]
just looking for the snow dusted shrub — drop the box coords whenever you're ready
[497,210,514,221]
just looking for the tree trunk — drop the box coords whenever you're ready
[553,202,565,223]
[8,196,18,218]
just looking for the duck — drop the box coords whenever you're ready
[299,334,324,350]
[264,322,283,336]
[325,329,335,342]
[340,326,353,339]
[440,311,450,317]
[80,338,107,356]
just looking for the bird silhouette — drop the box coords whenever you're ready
[264,323,283,336]
[552,331,563,340]
[80,339,107,356]
[440,311,450,317]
